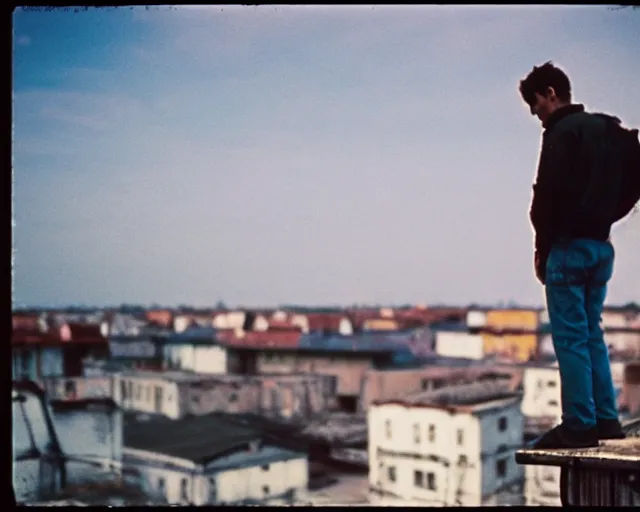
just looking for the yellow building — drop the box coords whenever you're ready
[482,309,539,362]
[485,309,539,331]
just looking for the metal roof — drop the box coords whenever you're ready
[123,412,262,463]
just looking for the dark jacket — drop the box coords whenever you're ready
[530,104,617,270]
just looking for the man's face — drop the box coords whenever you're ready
[530,88,560,126]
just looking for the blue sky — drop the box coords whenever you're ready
[12,5,640,309]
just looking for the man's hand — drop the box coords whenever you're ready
[534,251,546,285]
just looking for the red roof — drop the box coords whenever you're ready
[12,314,41,331]
[67,322,106,342]
[216,329,301,348]
[12,322,107,346]
[267,319,301,332]
[306,313,347,332]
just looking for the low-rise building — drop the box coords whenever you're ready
[368,381,525,506]
[12,321,109,381]
[114,371,337,421]
[122,412,309,505]
[361,363,523,412]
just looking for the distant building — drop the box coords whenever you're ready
[114,370,337,421]
[434,331,484,360]
[521,363,562,436]
[368,381,525,506]
[122,412,309,505]
[12,319,109,381]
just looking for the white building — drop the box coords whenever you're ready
[162,327,236,375]
[521,364,562,427]
[368,381,524,507]
[466,310,487,329]
[524,464,561,506]
[122,412,309,505]
[434,331,484,360]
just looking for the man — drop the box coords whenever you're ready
[519,61,626,449]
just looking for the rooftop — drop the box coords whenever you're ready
[373,380,522,413]
[123,412,262,463]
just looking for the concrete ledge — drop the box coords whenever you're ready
[515,438,640,471]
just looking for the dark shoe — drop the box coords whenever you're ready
[597,418,626,440]
[527,423,599,450]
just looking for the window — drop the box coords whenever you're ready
[457,428,464,446]
[388,466,396,482]
[496,458,507,478]
[261,464,270,471]
[180,478,189,502]
[421,378,430,391]
[549,400,558,407]
[263,485,270,495]
[208,478,217,503]
[385,419,392,439]
[498,416,507,432]
[413,423,421,443]
[229,392,238,403]
[158,477,166,497]
[548,380,557,387]
[414,470,424,487]
[458,454,468,466]
[428,424,436,442]
[427,472,436,490]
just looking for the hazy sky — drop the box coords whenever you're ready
[12,5,640,309]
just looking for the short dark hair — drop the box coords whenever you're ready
[519,61,572,107]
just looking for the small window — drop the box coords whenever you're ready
[385,419,392,439]
[414,470,424,487]
[496,458,507,478]
[548,380,557,387]
[428,424,436,442]
[388,466,396,482]
[421,378,429,391]
[458,454,468,466]
[498,416,507,432]
[413,423,421,443]
[158,477,165,491]
[192,395,200,404]
[261,464,270,471]
[229,392,238,403]
[549,400,559,407]
[180,478,189,502]
[427,472,436,490]
[457,428,464,446]
[263,485,270,495]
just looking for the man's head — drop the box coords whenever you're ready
[519,61,572,126]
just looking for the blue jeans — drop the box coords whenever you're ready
[545,238,619,431]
